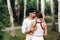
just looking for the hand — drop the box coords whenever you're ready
[31,26,37,32]
[25,29,33,35]
[26,29,30,33]
[28,32,33,35]
[43,33,47,37]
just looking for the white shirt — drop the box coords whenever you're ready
[22,18,35,34]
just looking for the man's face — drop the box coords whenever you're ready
[30,12,36,18]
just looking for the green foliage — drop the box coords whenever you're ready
[0,22,5,40]
[0,1,4,40]
[0,0,10,27]
[45,16,52,23]
[45,1,51,15]
[53,0,58,17]
[45,0,58,17]
[45,24,58,40]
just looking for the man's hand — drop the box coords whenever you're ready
[25,29,30,33]
[27,26,37,35]
[25,29,33,35]
[31,26,37,32]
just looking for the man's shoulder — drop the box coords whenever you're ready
[23,18,29,21]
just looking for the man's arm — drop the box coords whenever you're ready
[22,19,30,34]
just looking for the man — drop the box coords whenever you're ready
[22,8,36,40]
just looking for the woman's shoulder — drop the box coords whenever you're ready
[40,18,45,22]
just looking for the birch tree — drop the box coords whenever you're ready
[15,0,20,24]
[17,0,20,24]
[36,0,39,11]
[50,0,56,31]
[41,0,45,19]
[58,0,60,40]
[7,0,16,37]
[58,0,60,33]
[24,0,27,19]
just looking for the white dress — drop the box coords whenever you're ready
[32,22,44,40]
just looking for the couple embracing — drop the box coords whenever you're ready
[22,8,47,40]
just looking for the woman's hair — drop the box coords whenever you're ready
[36,11,43,18]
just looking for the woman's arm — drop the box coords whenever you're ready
[42,19,48,36]
[30,22,37,32]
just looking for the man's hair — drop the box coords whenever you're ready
[36,11,43,18]
[28,8,36,13]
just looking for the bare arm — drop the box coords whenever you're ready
[30,22,37,32]
[42,19,48,36]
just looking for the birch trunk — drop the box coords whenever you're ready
[24,0,27,19]
[50,0,56,31]
[15,0,20,24]
[36,0,39,11]
[17,0,20,24]
[58,0,60,40]
[41,0,45,19]
[58,0,60,33]
[7,0,16,37]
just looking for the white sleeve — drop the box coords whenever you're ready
[22,19,27,34]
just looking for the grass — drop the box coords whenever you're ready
[3,24,58,40]
[3,30,26,40]
[45,24,58,40]
[14,23,22,27]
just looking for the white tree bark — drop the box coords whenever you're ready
[7,0,16,37]
[41,0,45,19]
[31,0,34,1]
[57,0,60,40]
[15,0,20,24]
[36,0,39,11]
[24,0,27,19]
[58,0,60,32]
[46,0,50,2]
[50,0,54,13]
[15,0,18,16]
[15,0,18,7]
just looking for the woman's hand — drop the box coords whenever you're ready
[30,22,37,32]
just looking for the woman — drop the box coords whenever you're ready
[30,11,47,40]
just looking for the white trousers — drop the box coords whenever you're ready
[32,36,44,40]
[26,34,33,40]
